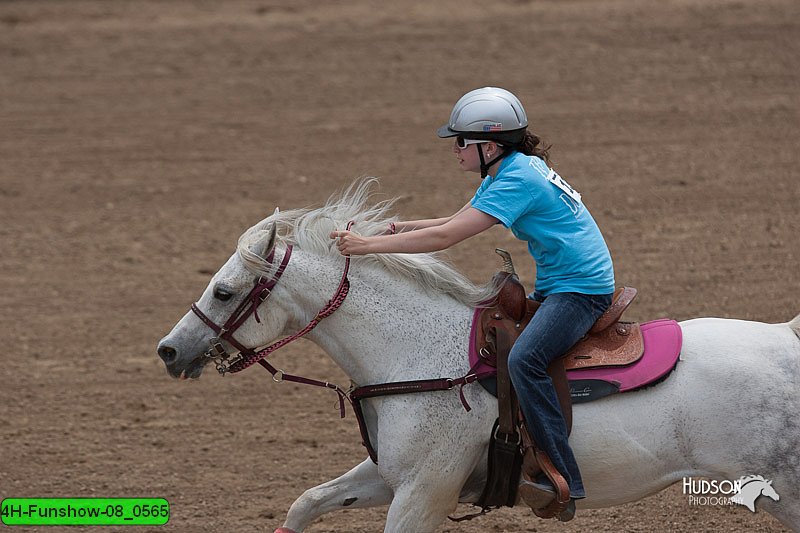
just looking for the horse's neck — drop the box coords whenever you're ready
[285,254,473,386]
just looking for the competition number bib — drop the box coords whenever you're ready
[546,169,582,204]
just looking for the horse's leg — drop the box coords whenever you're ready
[278,458,393,533]
[383,479,461,533]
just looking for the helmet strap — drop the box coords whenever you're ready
[478,145,510,178]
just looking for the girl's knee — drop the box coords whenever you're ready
[507,346,523,378]
[508,344,548,378]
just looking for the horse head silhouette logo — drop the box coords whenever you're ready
[730,475,780,512]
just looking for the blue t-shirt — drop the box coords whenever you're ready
[471,151,615,296]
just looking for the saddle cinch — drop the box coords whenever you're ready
[472,250,643,520]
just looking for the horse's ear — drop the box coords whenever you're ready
[251,208,279,259]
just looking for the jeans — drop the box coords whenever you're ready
[508,291,613,499]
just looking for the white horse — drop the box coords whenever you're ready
[157,180,800,532]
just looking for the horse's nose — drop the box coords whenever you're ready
[157,343,178,365]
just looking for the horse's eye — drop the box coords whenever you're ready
[213,288,234,302]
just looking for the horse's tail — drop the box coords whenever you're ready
[789,313,800,339]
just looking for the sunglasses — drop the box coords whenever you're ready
[455,136,488,149]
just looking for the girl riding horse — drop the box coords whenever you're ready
[330,87,616,519]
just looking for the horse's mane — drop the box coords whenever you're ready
[237,177,503,309]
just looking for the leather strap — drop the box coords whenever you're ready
[475,327,523,509]
[494,327,518,440]
[351,365,495,411]
[349,364,496,464]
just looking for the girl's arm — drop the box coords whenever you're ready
[331,207,498,255]
[392,201,473,233]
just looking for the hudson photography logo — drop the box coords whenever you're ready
[683,475,780,512]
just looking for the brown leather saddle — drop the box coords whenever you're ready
[472,251,641,519]
[476,277,642,432]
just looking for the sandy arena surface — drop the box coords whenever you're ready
[1,0,798,531]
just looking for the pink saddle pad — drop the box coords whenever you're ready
[468,311,682,398]
[565,318,682,391]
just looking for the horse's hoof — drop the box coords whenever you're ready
[275,528,299,533]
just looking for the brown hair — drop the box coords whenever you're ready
[511,130,552,166]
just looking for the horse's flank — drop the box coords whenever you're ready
[236,177,503,308]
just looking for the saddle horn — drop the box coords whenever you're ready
[495,248,516,276]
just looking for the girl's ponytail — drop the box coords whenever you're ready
[513,130,552,166]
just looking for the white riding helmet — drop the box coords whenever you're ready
[436,87,528,144]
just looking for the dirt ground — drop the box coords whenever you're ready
[1,0,798,531]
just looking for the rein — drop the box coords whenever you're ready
[189,223,494,463]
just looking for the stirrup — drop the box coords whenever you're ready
[518,478,555,509]
[558,499,576,522]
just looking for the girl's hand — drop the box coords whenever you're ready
[330,230,372,255]
[329,208,497,256]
